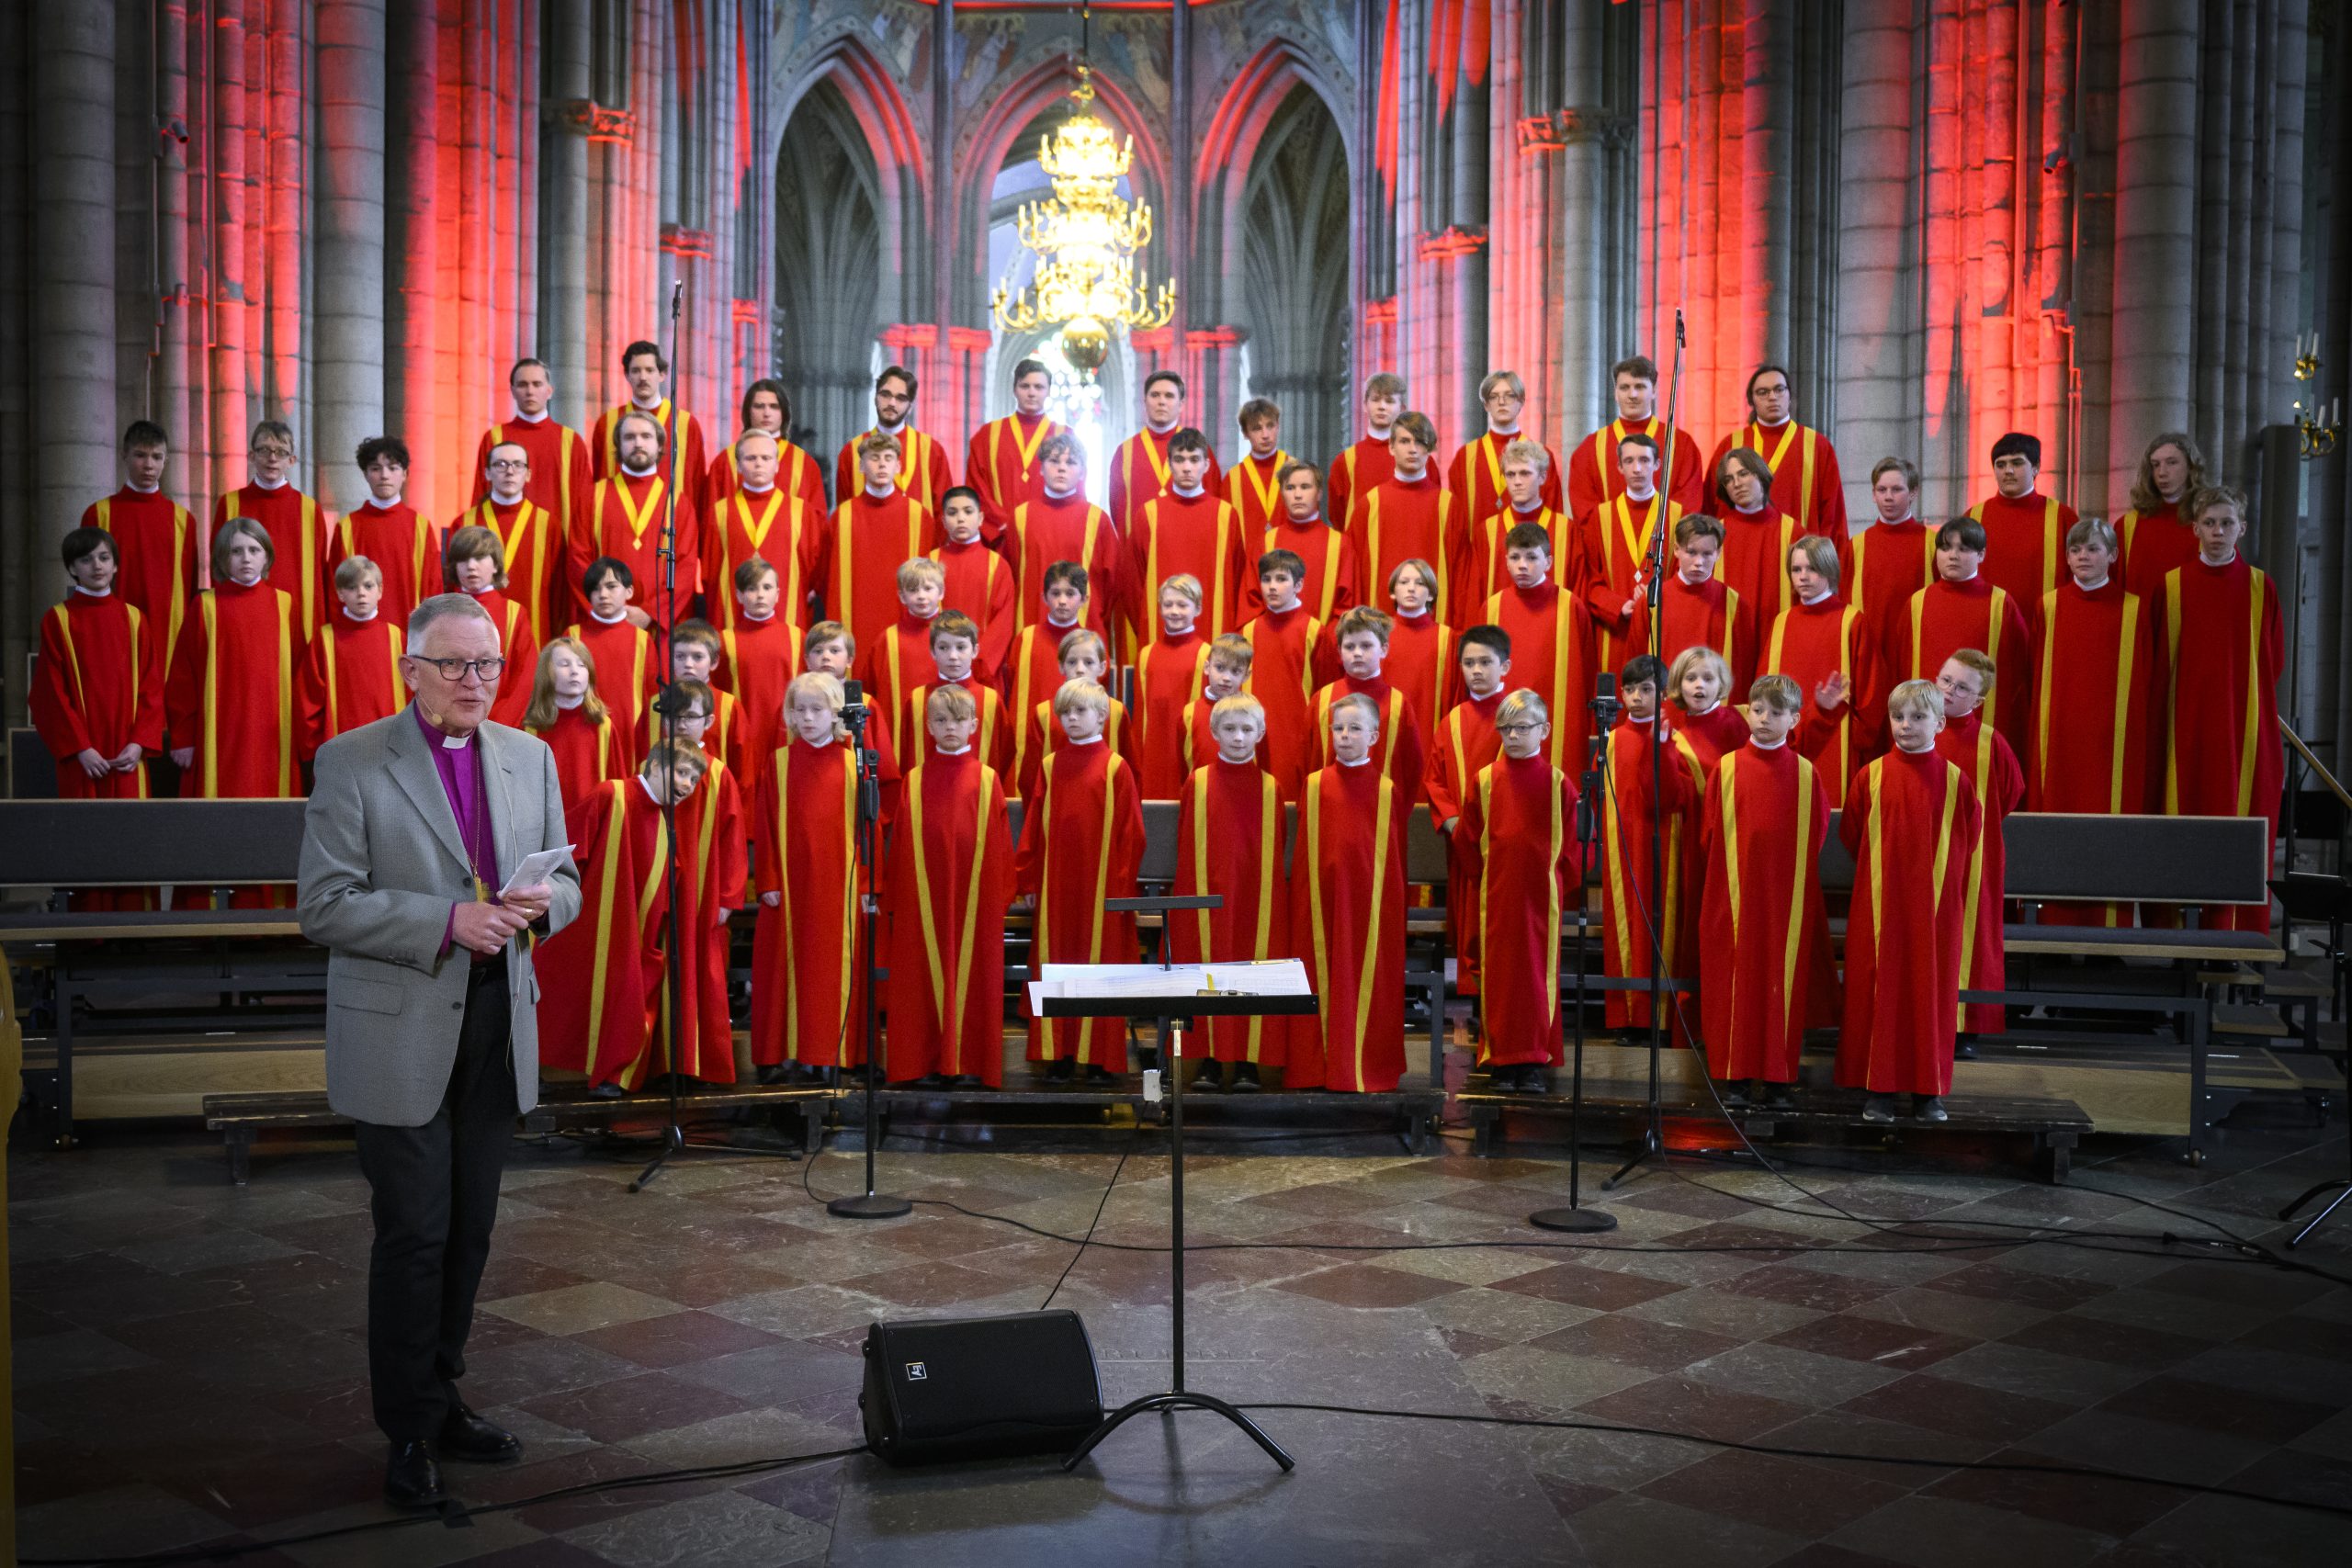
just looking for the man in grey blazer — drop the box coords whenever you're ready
[299,592,581,1510]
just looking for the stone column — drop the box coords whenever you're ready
[1551,0,1612,446]
[931,0,957,441]
[387,0,436,511]
[209,0,251,494]
[2105,0,2199,503]
[542,0,592,429]
[313,0,386,514]
[1832,4,1920,509]
[31,5,118,574]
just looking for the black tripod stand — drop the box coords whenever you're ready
[1532,675,1623,1233]
[828,677,910,1220]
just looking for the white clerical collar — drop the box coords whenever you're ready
[860,481,894,500]
[1393,466,1428,483]
[638,775,669,802]
[253,474,289,491]
[1684,701,1719,718]
[555,694,582,710]
[590,607,628,625]
[1288,513,1323,527]
[1802,587,1834,606]
[631,395,662,412]
[1161,626,1195,642]
[1465,688,1499,705]
[365,494,401,511]
[1735,499,1766,514]
[1147,420,1178,435]
[944,534,981,547]
[490,489,525,507]
[2161,490,2185,505]
[1339,755,1372,768]
[513,408,548,423]
[1488,423,1520,437]
[344,606,379,623]
[1756,414,1791,429]
[876,419,907,437]
[70,583,112,598]
[126,480,161,495]
[1069,734,1105,747]
[741,606,775,623]
[2202,551,2237,567]
[2074,575,2110,592]
[1750,735,1788,750]
[1263,600,1300,615]
[1883,513,1916,527]
[1679,572,1712,588]
[1171,482,1204,499]
[935,743,973,756]
[1895,739,1937,755]
[1623,484,1657,503]
[1043,482,1078,501]
[1045,614,1079,630]
[1366,425,1393,442]
[740,480,776,496]
[1951,567,1979,582]
[621,463,657,479]
[1511,499,1544,516]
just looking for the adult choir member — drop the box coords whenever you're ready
[1565,355,1705,518]
[1705,365,1848,537]
[571,412,698,628]
[713,378,827,513]
[1712,446,1805,627]
[473,358,591,531]
[1110,370,1217,535]
[835,365,954,513]
[453,442,564,646]
[706,430,814,634]
[592,340,711,518]
[966,358,1069,539]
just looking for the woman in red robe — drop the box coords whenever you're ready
[1289,694,1408,1092]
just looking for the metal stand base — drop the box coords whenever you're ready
[628,1124,684,1194]
[1528,1204,1619,1233]
[2280,1180,2352,1248]
[1601,1126,1665,1192]
[828,1191,915,1220]
[1062,1391,1295,1472]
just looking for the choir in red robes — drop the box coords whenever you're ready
[707,487,814,634]
[1483,581,1593,773]
[1714,504,1804,630]
[1353,476,1467,625]
[1597,716,1704,1033]
[932,537,1016,681]
[1312,678,1426,807]
[1426,688,1509,993]
[1969,491,2078,609]
[1885,578,2034,758]
[1222,449,1293,536]
[1447,433,1564,523]
[2118,501,2198,601]
[571,471,698,626]
[1385,609,1453,748]
[901,679,1015,778]
[1110,427,1220,535]
[468,589,540,728]
[1706,422,1847,537]
[966,412,1069,537]
[452,496,563,648]
[593,400,710,513]
[475,417,592,526]
[1762,596,1876,807]
[212,483,330,642]
[328,502,441,628]
[536,778,652,1090]
[1132,492,1247,642]
[1574,492,1683,675]
[569,615,659,752]
[1017,742,1146,1069]
[527,704,627,810]
[717,615,808,766]
[1566,418,1705,518]
[1328,433,1396,531]
[1848,519,1937,644]
[2029,578,2156,926]
[1289,760,1408,1091]
[1239,603,1331,800]
[885,748,1014,1083]
[1135,631,1208,798]
[1006,493,1125,638]
[1464,504,1571,606]
[1249,515,1360,622]
[835,425,954,514]
[1696,741,1836,1084]
[1637,575,1755,693]
[709,437,826,515]
[615,761,746,1087]
[816,491,938,653]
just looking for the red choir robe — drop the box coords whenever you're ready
[1425,689,1510,992]
[1457,752,1587,1066]
[1135,631,1208,798]
[1289,760,1408,1091]
[901,677,1015,780]
[965,412,1070,538]
[1464,503,1572,607]
[536,778,652,1089]
[327,500,440,628]
[1328,434,1396,531]
[752,736,868,1068]
[1007,491,1125,639]
[1676,703,1751,775]
[1352,474,1468,625]
[1484,581,1595,775]
[33,591,164,799]
[1706,421,1849,538]
[570,470,699,626]
[1016,698,1135,807]
[1181,695,1271,775]
[1249,515,1362,623]
[1239,603,1333,801]
[592,399,711,517]
[466,588,540,728]
[834,425,954,514]
[1715,503,1808,631]
[642,688,752,793]
[884,748,1013,1083]
[1761,593,1877,807]
[1969,491,2078,610]
[568,614,660,758]
[854,610,944,757]
[166,581,299,801]
[1001,620,1087,750]
[474,416,592,535]
[2118,500,2199,602]
[1222,448,1293,536]
[1634,573,1756,692]
[1170,756,1290,1065]
[1573,491,1684,676]
[1885,577,2035,759]
[817,489,940,656]
[297,608,406,761]
[86,487,200,656]
[451,497,563,649]
[212,483,330,643]
[1695,739,1836,1083]
[2159,555,2285,933]
[617,761,747,1087]
[2029,578,2156,926]
[1385,609,1453,750]
[1109,426,1221,536]
[709,436,826,515]
[706,485,817,634]
[527,704,627,810]
[1848,518,1938,649]
[1132,491,1248,645]
[1937,711,2025,1034]
[1016,741,1145,1069]
[1566,418,1706,519]
[1311,675,1427,807]
[932,536,1016,682]
[716,614,807,767]
[1834,748,1981,1097]
[1597,716,1706,1034]
[1447,431,1566,524]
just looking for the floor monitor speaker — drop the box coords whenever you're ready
[860,1310,1103,1465]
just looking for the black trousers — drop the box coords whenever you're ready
[354,956,518,1442]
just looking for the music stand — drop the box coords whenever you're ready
[1037,927,1317,1474]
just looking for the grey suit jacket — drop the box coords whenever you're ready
[298,711,582,1126]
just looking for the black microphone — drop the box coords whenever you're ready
[842,678,864,707]
[1674,307,1685,348]
[670,279,684,319]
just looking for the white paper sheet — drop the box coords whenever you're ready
[498,844,575,899]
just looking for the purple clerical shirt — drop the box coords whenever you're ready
[416,705,501,958]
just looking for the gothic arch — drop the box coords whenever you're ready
[1194,39,1356,332]
[1237,87,1352,463]
[774,75,891,473]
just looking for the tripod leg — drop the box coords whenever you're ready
[2280,1181,2352,1249]
[1061,1393,1296,1472]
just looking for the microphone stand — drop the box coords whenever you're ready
[1605,306,1684,1194]
[829,678,910,1219]
[1532,675,1621,1233]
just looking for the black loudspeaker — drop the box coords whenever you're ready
[860,1311,1102,1465]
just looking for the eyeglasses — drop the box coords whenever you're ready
[486,457,529,472]
[1495,722,1543,736]
[408,656,506,683]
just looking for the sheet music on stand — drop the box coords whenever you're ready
[1026,960,1310,1010]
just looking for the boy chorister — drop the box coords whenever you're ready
[83,421,199,658]
[459,438,563,645]
[212,421,331,643]
[1314,606,1427,807]
[1425,626,1516,999]
[1574,430,1685,677]
[1250,461,1359,622]
[752,673,869,1084]
[807,619,900,802]
[1450,374,1565,525]
[1934,650,2024,1040]
[1834,680,1982,1124]
[445,524,541,727]
[1849,457,1937,647]
[1004,559,1093,737]
[1225,399,1295,536]
[855,557,947,754]
[2158,486,2283,934]
[902,611,1013,777]
[298,556,408,761]
[535,769,651,1093]
[1762,534,1874,807]
[1015,627,1134,801]
[1596,655,1705,1038]
[1006,433,1126,639]
[1182,635,1263,774]
[613,737,746,1090]
[1289,694,1408,1093]
[1239,548,1333,801]
[1017,680,1146,1084]
[523,637,625,808]
[886,684,1014,1087]
[931,486,1015,682]
[166,518,299,802]
[1713,446,1804,628]
[1136,573,1210,798]
[1967,432,2079,608]
[1170,694,1287,1090]
[716,556,806,768]
[1696,675,1835,1109]
[1456,692,1589,1094]
[1384,558,1453,748]
[330,436,442,629]
[1645,514,1755,692]
[1480,523,1592,774]
[35,528,164,802]
[1885,517,2034,759]
[1668,647,1747,773]
[818,429,938,652]
[1133,429,1246,646]
[661,624,749,784]
[568,557,660,750]
[1464,438,1569,604]
[1351,411,1465,626]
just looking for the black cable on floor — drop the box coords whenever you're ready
[1041,1145,1131,1312]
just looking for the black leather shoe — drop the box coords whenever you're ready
[385,1438,447,1508]
[438,1401,522,1463]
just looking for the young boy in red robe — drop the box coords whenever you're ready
[1017,679,1147,1083]
[612,738,746,1089]
[1764,535,1878,807]
[1181,636,1263,774]
[1239,548,1334,800]
[1967,432,2079,608]
[1385,558,1454,747]
[537,773,651,1093]
[1425,626,1516,1000]
[1224,399,1294,536]
[885,685,1015,1085]
[1016,628,1134,803]
[523,636,625,808]
[456,439,563,645]
[1464,439,1570,605]
[1935,650,2025,1043]
[854,556,947,756]
[901,611,1013,777]
[329,436,441,629]
[1171,694,1288,1090]
[1458,691,1589,1093]
[1849,457,1936,648]
[566,557,658,757]
[298,556,407,761]
[806,621,900,807]
[570,410,699,630]
[1312,606,1427,806]
[1596,655,1706,1038]
[1573,431,1686,677]
[2158,486,2285,933]
[1480,524,1593,773]
[1007,433,1126,639]
[716,557,806,768]
[706,429,816,635]
[1713,446,1805,627]
[1696,674,1835,1109]
[1640,514,1755,691]
[1291,694,1408,1092]
[84,421,199,658]
[1669,647,1748,773]
[1134,428,1247,647]
[212,421,330,643]
[658,660,750,794]
[931,487,1015,682]
[1450,372,1565,527]
[1884,518,2034,759]
[35,528,164,803]
[1836,681,1982,1123]
[818,430,938,652]
[1351,412,1468,625]
[1136,573,1209,798]
[167,518,299,802]
[1002,560,1094,737]
[1249,461,1361,622]
[1328,371,1403,531]
[445,525,541,728]
[752,673,869,1083]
